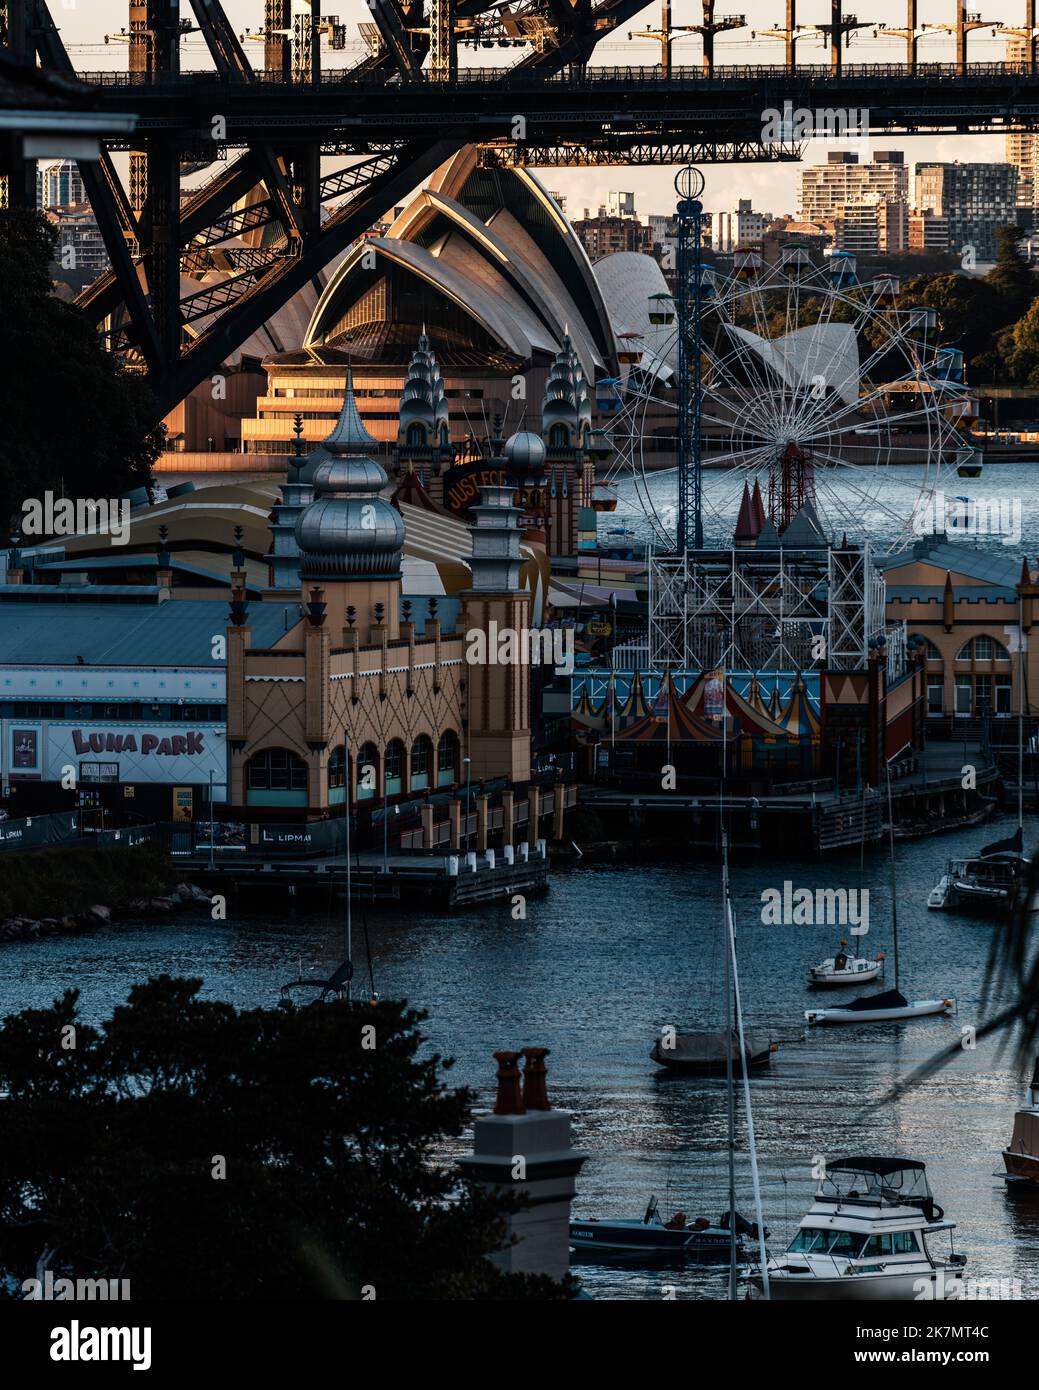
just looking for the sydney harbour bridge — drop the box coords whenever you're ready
[3,0,1039,421]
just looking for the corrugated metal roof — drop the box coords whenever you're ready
[0,598,300,666]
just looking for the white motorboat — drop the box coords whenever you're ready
[748,1157,966,1301]
[806,988,954,1026]
[806,944,884,988]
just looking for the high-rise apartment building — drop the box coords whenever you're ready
[715,199,772,251]
[800,151,909,223]
[38,159,86,210]
[914,162,1018,262]
[1006,37,1038,218]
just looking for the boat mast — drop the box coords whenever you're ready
[344,733,353,1003]
[885,763,899,993]
[722,832,770,1299]
[721,829,737,1299]
[1018,596,1025,832]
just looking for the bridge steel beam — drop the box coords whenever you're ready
[155,137,459,415]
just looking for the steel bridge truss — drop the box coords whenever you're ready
[17,0,669,418]
[648,544,886,674]
[10,0,1039,423]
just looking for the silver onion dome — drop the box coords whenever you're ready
[295,375,405,579]
[503,430,547,479]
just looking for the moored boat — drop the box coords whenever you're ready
[570,1196,765,1259]
[1002,1055,1039,1189]
[748,1157,966,1300]
[928,826,1030,914]
[805,988,954,1026]
[807,943,884,988]
[650,1027,775,1073]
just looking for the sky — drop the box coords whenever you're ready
[50,0,1008,217]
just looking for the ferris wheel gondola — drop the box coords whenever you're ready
[605,256,972,552]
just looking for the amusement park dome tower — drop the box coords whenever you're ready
[295,373,405,638]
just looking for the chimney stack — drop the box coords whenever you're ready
[458,1048,587,1282]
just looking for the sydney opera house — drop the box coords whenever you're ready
[234,148,618,467]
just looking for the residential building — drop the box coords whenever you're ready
[914,162,1018,262]
[800,151,909,223]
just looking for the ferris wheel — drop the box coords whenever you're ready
[601,249,977,553]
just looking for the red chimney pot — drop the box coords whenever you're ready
[493,1051,525,1115]
[521,1046,552,1111]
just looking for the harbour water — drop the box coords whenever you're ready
[613,461,1039,557]
[3,813,1037,1299]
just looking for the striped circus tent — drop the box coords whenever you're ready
[745,674,776,722]
[777,675,822,739]
[619,669,650,721]
[682,672,788,740]
[571,683,604,733]
[767,684,784,722]
[613,693,724,743]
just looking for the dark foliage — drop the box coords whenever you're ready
[0,975,572,1300]
[0,209,163,532]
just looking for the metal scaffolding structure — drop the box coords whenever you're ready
[648,542,886,673]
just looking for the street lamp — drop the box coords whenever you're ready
[463,755,472,852]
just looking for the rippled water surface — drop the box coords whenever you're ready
[3,813,1038,1299]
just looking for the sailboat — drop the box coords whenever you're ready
[575,837,772,1295]
[1001,1055,1039,1189]
[806,941,885,987]
[805,768,955,1025]
[279,735,376,1005]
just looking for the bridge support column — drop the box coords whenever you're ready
[831,0,842,75]
[956,0,967,68]
[265,0,292,79]
[143,141,181,368]
[787,0,797,70]
[0,0,34,211]
[501,789,514,846]
[701,0,714,75]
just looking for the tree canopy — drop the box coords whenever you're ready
[0,975,570,1300]
[0,209,162,534]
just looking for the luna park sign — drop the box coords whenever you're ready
[71,730,206,756]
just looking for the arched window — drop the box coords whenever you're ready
[437,729,459,787]
[410,734,433,791]
[924,639,942,662]
[407,422,425,448]
[384,738,405,796]
[549,423,568,448]
[328,746,347,806]
[246,747,308,806]
[956,635,1011,662]
[356,741,379,801]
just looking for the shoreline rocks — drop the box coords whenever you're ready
[0,882,210,945]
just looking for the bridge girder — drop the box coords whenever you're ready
[18,0,1039,426]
